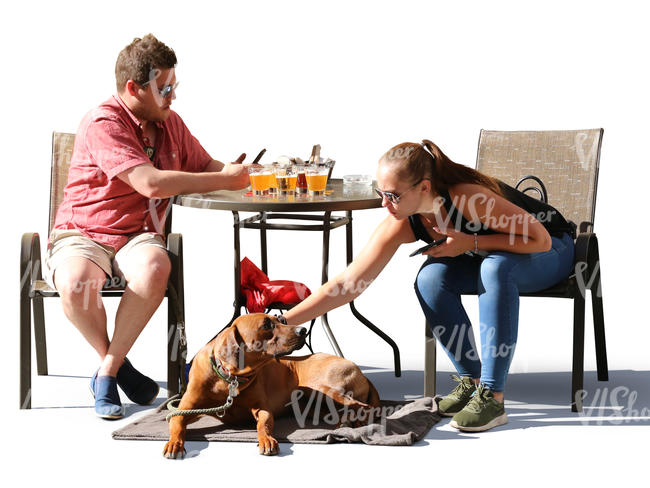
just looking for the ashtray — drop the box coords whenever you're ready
[343,174,372,186]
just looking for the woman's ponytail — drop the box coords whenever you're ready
[421,139,441,180]
[380,138,503,197]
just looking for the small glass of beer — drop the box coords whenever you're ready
[306,167,329,196]
[295,164,308,194]
[248,166,270,196]
[275,165,298,196]
[265,164,278,195]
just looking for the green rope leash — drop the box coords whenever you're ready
[165,396,235,422]
[166,353,245,422]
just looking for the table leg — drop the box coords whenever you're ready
[345,211,401,377]
[320,210,344,357]
[228,211,244,325]
[260,211,268,275]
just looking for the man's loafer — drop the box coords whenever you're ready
[116,358,160,406]
[90,373,124,420]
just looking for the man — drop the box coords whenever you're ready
[45,34,250,419]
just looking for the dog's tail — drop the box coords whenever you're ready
[366,378,381,408]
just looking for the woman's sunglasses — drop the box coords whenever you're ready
[375,178,426,204]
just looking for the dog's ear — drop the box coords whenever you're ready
[218,325,244,369]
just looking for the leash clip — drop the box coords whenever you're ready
[177,322,187,348]
[229,378,239,398]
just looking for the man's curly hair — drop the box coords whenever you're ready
[115,34,177,92]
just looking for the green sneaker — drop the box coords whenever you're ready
[450,384,508,432]
[437,375,477,417]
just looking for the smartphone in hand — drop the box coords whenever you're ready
[409,237,447,257]
[250,148,267,165]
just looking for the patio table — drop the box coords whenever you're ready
[174,178,401,376]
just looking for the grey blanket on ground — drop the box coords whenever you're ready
[112,395,441,446]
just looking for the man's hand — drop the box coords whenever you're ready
[221,153,250,190]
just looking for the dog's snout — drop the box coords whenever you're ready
[295,327,307,337]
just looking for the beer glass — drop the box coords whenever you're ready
[275,165,298,196]
[265,164,278,195]
[248,166,270,196]
[306,167,329,196]
[295,164,308,194]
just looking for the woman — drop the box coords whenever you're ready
[283,139,575,432]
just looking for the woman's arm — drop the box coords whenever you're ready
[427,183,552,257]
[283,215,415,325]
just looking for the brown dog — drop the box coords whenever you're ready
[163,313,381,458]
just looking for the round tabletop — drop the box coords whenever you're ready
[176,178,382,212]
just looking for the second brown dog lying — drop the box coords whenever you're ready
[163,313,380,458]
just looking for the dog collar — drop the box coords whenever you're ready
[210,351,249,384]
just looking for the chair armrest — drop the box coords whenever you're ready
[21,233,43,295]
[579,221,594,233]
[573,231,602,294]
[166,232,183,275]
[166,232,187,394]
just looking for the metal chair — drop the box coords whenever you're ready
[423,128,608,412]
[19,132,186,409]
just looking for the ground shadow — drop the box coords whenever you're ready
[28,369,650,439]
[362,367,650,437]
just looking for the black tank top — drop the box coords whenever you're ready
[408,180,575,243]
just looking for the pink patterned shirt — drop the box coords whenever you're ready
[53,95,212,251]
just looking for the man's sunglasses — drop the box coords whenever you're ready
[142,80,179,98]
[375,178,426,204]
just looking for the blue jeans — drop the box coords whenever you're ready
[414,232,575,392]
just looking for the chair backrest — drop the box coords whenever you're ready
[48,131,174,237]
[475,129,603,231]
[49,132,76,235]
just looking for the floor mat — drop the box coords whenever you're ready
[113,395,441,446]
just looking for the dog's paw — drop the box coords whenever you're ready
[258,436,279,456]
[163,440,186,459]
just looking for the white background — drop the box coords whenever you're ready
[1,0,648,484]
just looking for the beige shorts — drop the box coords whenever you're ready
[44,229,166,289]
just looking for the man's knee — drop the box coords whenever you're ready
[127,249,171,289]
[54,259,106,306]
